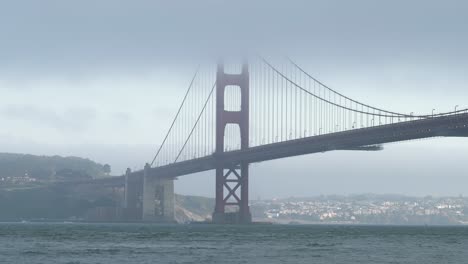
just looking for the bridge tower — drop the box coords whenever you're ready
[212,62,252,224]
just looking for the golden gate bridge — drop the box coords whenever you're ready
[116,57,468,224]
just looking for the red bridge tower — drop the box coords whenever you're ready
[212,62,252,224]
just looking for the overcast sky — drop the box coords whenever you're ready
[1,0,468,198]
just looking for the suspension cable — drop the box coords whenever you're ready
[174,82,216,163]
[150,66,200,167]
[286,57,406,117]
[263,57,468,118]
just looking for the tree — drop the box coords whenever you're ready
[55,169,92,181]
[103,164,111,176]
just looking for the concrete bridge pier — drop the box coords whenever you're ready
[142,164,175,223]
[123,168,143,221]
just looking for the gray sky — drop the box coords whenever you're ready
[1,0,468,198]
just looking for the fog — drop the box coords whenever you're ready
[1,0,468,198]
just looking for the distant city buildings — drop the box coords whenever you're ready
[253,195,468,225]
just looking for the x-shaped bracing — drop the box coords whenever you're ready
[222,166,243,205]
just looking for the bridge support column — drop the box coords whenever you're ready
[212,62,252,224]
[142,164,175,223]
[213,162,251,224]
[123,168,143,221]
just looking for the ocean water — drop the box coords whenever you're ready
[0,223,467,264]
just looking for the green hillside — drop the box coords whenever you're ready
[0,153,110,181]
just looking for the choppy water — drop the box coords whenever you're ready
[0,223,467,264]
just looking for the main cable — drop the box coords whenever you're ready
[174,82,216,163]
[150,66,200,167]
[263,57,468,118]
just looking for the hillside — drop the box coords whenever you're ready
[0,152,216,222]
[175,195,215,222]
[0,184,216,222]
[0,153,110,181]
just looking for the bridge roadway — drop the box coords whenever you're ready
[89,112,468,186]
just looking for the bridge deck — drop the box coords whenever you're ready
[142,113,468,178]
[94,113,468,186]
